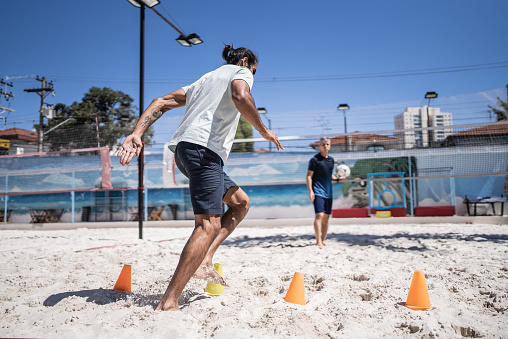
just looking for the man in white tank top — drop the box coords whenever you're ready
[118,45,283,311]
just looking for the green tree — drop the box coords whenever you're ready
[487,87,508,121]
[43,87,153,150]
[231,115,254,152]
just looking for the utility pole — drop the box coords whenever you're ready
[24,76,55,152]
[0,79,15,130]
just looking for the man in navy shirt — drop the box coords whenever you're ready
[306,137,345,248]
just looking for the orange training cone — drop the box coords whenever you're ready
[114,264,132,293]
[204,263,225,296]
[405,270,431,311]
[284,272,305,305]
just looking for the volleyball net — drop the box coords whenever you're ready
[0,121,506,222]
[0,147,112,195]
[1,121,506,193]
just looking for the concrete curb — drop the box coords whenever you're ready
[1,216,506,231]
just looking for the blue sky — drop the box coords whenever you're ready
[1,0,507,145]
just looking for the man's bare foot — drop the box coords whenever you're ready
[322,241,327,246]
[155,302,180,311]
[192,264,228,286]
[316,242,325,249]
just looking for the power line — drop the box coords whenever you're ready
[256,62,508,83]
[158,2,186,35]
[3,61,508,85]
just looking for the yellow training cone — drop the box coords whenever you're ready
[205,263,224,296]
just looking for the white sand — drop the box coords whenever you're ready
[1,223,507,338]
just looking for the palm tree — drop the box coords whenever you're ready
[487,85,508,121]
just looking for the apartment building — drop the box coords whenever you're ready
[394,106,452,148]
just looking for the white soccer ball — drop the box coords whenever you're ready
[335,164,351,179]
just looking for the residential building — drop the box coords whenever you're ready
[0,127,38,155]
[310,132,401,152]
[394,106,452,148]
[441,122,508,147]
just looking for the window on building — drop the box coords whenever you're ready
[367,145,385,151]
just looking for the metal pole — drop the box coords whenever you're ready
[343,110,348,151]
[71,171,75,224]
[3,176,7,225]
[427,98,431,147]
[38,77,45,153]
[408,156,413,217]
[138,3,145,240]
[268,118,272,152]
[94,113,100,147]
[149,7,187,36]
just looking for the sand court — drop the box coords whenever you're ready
[1,222,507,338]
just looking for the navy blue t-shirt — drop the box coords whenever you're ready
[308,153,334,199]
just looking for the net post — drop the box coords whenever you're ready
[3,175,7,225]
[71,171,75,224]
[138,145,144,240]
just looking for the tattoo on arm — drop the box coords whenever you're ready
[152,110,162,119]
[140,116,152,128]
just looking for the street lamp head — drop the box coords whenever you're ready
[425,91,438,99]
[337,104,350,110]
[127,0,160,8]
[187,33,203,45]
[176,35,192,47]
[257,107,267,114]
[176,33,203,47]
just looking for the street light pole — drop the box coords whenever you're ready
[257,107,272,151]
[127,0,203,239]
[337,104,350,151]
[137,2,145,240]
[424,91,438,148]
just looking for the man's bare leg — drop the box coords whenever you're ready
[321,213,330,246]
[314,212,325,249]
[193,186,250,283]
[156,214,221,311]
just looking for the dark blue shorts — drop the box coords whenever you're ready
[313,195,332,215]
[174,141,237,215]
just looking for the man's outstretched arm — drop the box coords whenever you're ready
[118,89,186,165]
[231,79,284,151]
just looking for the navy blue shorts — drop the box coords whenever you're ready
[174,141,237,215]
[313,195,332,215]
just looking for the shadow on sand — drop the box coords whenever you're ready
[43,287,211,310]
[43,288,130,306]
[221,231,508,252]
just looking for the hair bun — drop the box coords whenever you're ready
[222,44,235,63]
[222,44,257,67]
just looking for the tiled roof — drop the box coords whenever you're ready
[0,128,38,142]
[449,122,508,137]
[310,132,400,146]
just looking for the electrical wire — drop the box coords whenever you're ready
[158,3,186,35]
[257,61,508,83]
[3,61,507,84]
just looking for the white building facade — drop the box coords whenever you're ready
[394,106,452,148]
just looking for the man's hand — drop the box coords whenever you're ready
[309,191,315,202]
[231,80,285,151]
[260,129,284,151]
[117,134,143,166]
